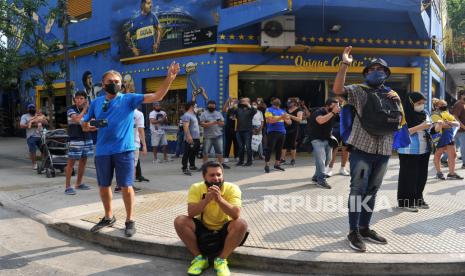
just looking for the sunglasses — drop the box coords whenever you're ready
[102,100,110,112]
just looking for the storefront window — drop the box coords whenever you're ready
[158,89,187,126]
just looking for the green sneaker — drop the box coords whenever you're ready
[187,255,209,276]
[214,257,230,276]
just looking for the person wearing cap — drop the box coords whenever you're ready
[20,104,49,170]
[200,100,230,169]
[149,101,171,163]
[333,46,401,252]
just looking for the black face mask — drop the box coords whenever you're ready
[208,107,216,112]
[28,109,36,115]
[439,106,448,111]
[105,83,120,95]
[205,180,224,188]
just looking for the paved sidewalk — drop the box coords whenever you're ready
[1,137,465,274]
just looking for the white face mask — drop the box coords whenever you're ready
[414,104,425,112]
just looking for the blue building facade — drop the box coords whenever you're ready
[16,0,447,145]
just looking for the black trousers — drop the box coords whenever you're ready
[265,132,285,162]
[182,139,200,169]
[224,126,238,159]
[397,152,430,207]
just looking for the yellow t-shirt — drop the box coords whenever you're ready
[432,111,456,123]
[187,181,242,231]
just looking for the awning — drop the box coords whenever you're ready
[218,0,290,33]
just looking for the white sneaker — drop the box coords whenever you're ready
[339,168,350,176]
[224,158,230,163]
[32,163,38,170]
[325,167,333,177]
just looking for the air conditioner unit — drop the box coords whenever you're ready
[260,15,295,48]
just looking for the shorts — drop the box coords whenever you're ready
[193,218,230,250]
[95,151,134,187]
[437,141,455,149]
[67,140,94,160]
[284,130,298,150]
[203,136,223,155]
[134,149,140,166]
[151,133,168,147]
[27,136,41,153]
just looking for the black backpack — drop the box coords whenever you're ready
[356,85,402,136]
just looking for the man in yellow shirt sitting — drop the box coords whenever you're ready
[174,161,248,276]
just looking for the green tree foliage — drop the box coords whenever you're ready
[447,0,465,62]
[0,0,65,127]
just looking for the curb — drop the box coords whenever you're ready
[2,193,465,275]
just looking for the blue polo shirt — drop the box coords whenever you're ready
[83,93,144,156]
[130,13,159,55]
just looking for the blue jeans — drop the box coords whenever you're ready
[236,130,253,163]
[455,132,465,166]
[311,139,332,182]
[348,150,389,231]
[175,131,184,156]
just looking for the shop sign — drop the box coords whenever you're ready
[293,55,366,68]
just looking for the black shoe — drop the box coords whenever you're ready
[133,186,141,193]
[114,186,121,193]
[264,165,270,173]
[222,163,231,169]
[290,159,295,167]
[90,216,116,233]
[139,176,150,182]
[436,172,446,180]
[183,169,192,176]
[189,166,199,171]
[236,161,244,166]
[418,201,430,209]
[274,165,285,171]
[447,173,464,180]
[244,161,253,167]
[125,220,136,237]
[347,231,366,252]
[311,176,318,183]
[359,228,387,244]
[280,159,286,164]
[316,179,331,189]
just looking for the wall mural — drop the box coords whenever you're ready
[112,0,221,59]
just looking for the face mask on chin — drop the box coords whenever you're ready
[365,71,387,87]
[205,180,224,188]
[105,83,120,95]
[208,107,216,112]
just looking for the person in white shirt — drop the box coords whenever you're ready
[251,100,264,159]
[149,102,170,163]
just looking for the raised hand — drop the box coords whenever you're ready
[167,61,180,81]
[342,46,353,64]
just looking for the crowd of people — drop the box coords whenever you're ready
[18,47,465,276]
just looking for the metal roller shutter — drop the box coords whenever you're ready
[145,75,187,93]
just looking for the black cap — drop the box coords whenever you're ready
[363,58,391,77]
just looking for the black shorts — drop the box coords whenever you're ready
[193,218,229,246]
[285,130,299,150]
